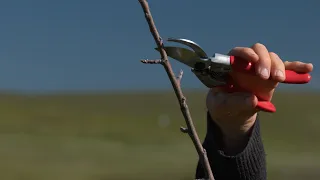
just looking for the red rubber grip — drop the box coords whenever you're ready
[256,101,276,112]
[230,56,311,84]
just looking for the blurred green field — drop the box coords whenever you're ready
[0,90,319,180]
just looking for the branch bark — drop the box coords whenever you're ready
[138,1,214,179]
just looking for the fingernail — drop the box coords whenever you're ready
[275,70,284,78]
[259,68,269,78]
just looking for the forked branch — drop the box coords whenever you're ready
[138,0,214,179]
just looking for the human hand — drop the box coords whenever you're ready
[206,43,313,153]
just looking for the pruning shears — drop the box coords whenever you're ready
[155,38,312,113]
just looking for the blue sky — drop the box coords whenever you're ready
[0,0,318,93]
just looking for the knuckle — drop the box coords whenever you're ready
[269,53,285,68]
[233,46,242,50]
[231,46,242,51]
[293,61,302,64]
[289,61,302,67]
[284,61,294,66]
[242,47,254,54]
[269,52,278,57]
[252,42,265,49]
[228,47,241,53]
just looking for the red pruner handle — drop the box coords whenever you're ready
[229,56,312,84]
[283,70,311,84]
[256,101,276,113]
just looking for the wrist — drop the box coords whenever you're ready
[215,112,257,136]
[222,127,252,155]
[219,113,257,155]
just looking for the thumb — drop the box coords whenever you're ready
[207,89,258,114]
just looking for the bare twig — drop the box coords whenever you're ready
[141,59,163,64]
[138,1,214,179]
[180,126,189,133]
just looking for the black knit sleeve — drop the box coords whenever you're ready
[195,112,267,180]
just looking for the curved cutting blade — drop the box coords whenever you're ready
[167,38,208,58]
[155,46,200,68]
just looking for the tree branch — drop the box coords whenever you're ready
[176,69,183,86]
[138,1,214,179]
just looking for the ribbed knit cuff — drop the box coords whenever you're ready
[195,112,267,180]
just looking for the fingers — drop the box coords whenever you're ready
[251,43,271,80]
[228,43,313,82]
[284,61,313,73]
[269,52,286,82]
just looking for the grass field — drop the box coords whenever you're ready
[0,90,318,180]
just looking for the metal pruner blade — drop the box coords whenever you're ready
[167,38,208,59]
[155,46,210,69]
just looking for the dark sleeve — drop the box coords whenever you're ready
[195,112,267,180]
